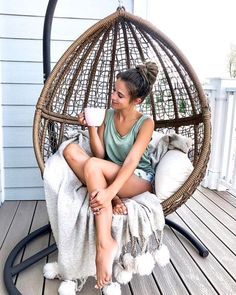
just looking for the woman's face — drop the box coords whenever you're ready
[111,79,133,110]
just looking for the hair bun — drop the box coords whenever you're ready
[136,62,158,86]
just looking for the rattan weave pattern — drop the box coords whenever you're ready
[33,8,211,216]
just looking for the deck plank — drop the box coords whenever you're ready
[199,186,236,208]
[152,253,189,295]
[0,201,19,248]
[193,190,236,234]
[197,188,236,219]
[15,201,50,295]
[43,234,60,295]
[163,225,217,294]
[169,212,236,294]
[129,273,161,295]
[188,193,236,253]
[0,201,36,295]
[120,283,133,295]
[176,203,236,279]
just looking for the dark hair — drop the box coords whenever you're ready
[116,61,158,102]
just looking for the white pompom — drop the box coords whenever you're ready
[43,262,59,279]
[134,252,155,276]
[58,280,76,295]
[114,263,133,284]
[123,253,135,272]
[154,244,170,267]
[103,282,121,295]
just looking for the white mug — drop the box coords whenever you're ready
[84,107,106,126]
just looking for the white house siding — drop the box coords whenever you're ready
[0,0,134,201]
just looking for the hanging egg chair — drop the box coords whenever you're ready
[4,5,211,295]
[34,7,211,216]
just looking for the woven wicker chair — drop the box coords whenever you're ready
[34,7,211,216]
[4,4,211,294]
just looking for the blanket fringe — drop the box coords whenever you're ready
[114,229,170,284]
[75,277,87,292]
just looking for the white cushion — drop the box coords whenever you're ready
[155,150,193,202]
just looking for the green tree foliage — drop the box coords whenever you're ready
[179,99,186,113]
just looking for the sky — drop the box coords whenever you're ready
[148,0,236,81]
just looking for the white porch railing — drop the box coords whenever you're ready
[202,78,236,195]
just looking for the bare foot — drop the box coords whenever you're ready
[112,196,128,215]
[95,239,118,289]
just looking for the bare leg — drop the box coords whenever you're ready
[84,158,118,289]
[64,147,117,288]
[63,152,151,287]
[63,143,90,183]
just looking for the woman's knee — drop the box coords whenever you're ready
[83,157,100,178]
[63,143,82,161]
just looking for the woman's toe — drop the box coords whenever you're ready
[102,280,107,288]
[122,206,127,214]
[105,275,110,283]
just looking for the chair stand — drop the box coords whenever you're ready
[3,224,57,295]
[165,218,209,257]
[3,219,208,295]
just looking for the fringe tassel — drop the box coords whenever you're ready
[154,244,170,267]
[43,262,60,280]
[114,263,133,284]
[75,277,87,292]
[58,280,76,295]
[134,252,155,275]
[103,282,121,295]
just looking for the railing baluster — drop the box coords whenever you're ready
[203,80,236,196]
[219,89,236,194]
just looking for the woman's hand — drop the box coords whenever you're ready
[89,188,114,215]
[78,112,87,126]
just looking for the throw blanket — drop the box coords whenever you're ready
[44,129,191,285]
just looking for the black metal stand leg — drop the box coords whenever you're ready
[165,218,209,257]
[3,224,57,295]
[4,1,59,294]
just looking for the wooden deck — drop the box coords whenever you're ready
[0,186,236,295]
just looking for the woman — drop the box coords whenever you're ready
[63,61,158,289]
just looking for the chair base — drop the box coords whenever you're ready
[3,224,57,295]
[165,218,209,257]
[4,220,208,294]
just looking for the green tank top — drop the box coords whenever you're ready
[104,109,154,175]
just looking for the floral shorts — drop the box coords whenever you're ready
[134,168,154,183]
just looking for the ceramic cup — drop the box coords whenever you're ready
[84,107,106,126]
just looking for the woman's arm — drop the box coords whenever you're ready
[88,124,105,158]
[107,118,154,196]
[78,112,105,158]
